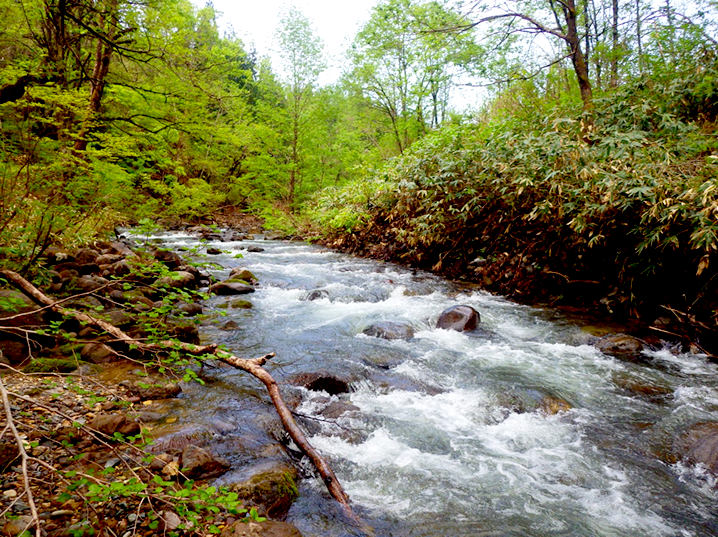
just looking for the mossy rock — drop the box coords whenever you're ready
[225,278,250,285]
[23,357,82,373]
[231,299,253,309]
[228,465,299,519]
[216,302,230,309]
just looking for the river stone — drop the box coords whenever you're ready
[88,413,141,436]
[436,305,480,332]
[227,464,299,519]
[80,342,116,364]
[127,380,182,400]
[594,333,644,358]
[247,246,265,253]
[229,267,258,283]
[538,395,572,415]
[220,520,303,537]
[153,248,183,269]
[156,271,196,289]
[301,289,329,301]
[74,247,101,265]
[231,299,253,309]
[173,301,203,316]
[180,444,230,479]
[289,372,351,395]
[674,422,718,475]
[363,321,414,340]
[210,281,255,295]
[2,515,34,537]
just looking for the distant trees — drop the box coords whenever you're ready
[347,0,480,154]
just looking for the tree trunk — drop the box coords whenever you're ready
[74,0,117,152]
[563,0,594,115]
[610,0,619,87]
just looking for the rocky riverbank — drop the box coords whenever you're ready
[0,226,308,537]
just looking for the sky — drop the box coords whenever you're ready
[205,0,380,84]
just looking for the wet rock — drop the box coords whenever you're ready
[148,424,217,453]
[436,305,480,332]
[229,268,258,283]
[289,372,351,395]
[674,422,718,475]
[88,413,141,436]
[180,444,230,479]
[227,464,299,519]
[247,246,265,253]
[173,301,203,316]
[301,289,329,301]
[207,247,223,255]
[320,400,361,419]
[210,281,255,295]
[126,381,181,400]
[612,373,672,400]
[220,320,240,330]
[231,299,253,309]
[80,342,117,364]
[594,333,644,358]
[166,319,200,344]
[153,248,183,269]
[538,395,572,415]
[156,271,196,289]
[230,520,306,537]
[220,520,303,537]
[363,321,414,340]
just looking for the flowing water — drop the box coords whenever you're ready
[145,232,718,537]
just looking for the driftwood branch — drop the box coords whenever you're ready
[0,374,41,537]
[0,269,369,530]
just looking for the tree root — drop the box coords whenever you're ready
[0,269,373,534]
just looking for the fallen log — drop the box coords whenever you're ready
[0,269,370,532]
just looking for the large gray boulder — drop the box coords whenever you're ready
[436,305,480,332]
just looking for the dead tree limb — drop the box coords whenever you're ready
[0,374,41,537]
[0,269,370,531]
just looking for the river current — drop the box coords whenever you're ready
[146,231,718,537]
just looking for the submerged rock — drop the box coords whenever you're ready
[301,289,329,301]
[594,333,644,359]
[289,372,352,395]
[363,321,414,340]
[220,520,303,537]
[436,305,480,332]
[674,422,718,475]
[538,395,572,415]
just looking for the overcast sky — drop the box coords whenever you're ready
[205,0,380,84]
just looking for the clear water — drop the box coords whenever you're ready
[144,232,718,537]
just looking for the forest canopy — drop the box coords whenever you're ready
[1,0,717,327]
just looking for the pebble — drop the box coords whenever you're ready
[3,489,17,498]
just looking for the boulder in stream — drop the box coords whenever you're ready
[289,372,352,395]
[594,333,645,359]
[674,422,718,475]
[210,281,255,295]
[436,305,480,332]
[363,321,414,340]
[301,289,329,301]
[180,444,230,479]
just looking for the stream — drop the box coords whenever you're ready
[144,231,718,537]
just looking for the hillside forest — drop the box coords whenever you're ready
[2,0,718,347]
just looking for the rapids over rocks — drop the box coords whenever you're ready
[148,231,718,537]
